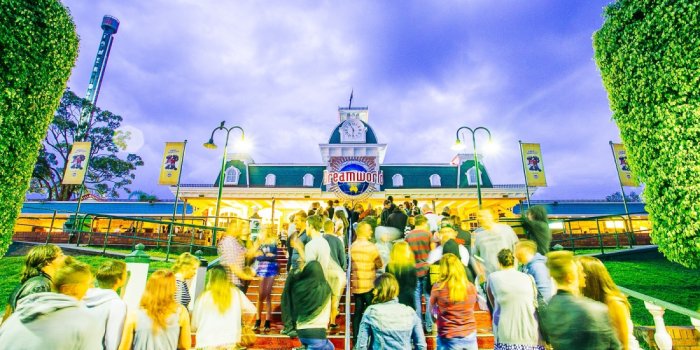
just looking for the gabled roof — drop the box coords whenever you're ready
[21,201,193,216]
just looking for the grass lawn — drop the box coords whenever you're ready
[603,254,700,326]
[0,255,173,306]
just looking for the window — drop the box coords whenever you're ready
[303,173,314,187]
[224,166,240,185]
[265,174,276,187]
[466,167,482,186]
[392,174,404,187]
[429,174,441,187]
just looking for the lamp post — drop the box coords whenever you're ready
[452,126,492,209]
[203,121,245,243]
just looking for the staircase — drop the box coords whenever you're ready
[242,245,495,349]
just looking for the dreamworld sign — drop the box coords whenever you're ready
[323,156,383,199]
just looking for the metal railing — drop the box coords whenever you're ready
[498,212,649,255]
[618,286,700,350]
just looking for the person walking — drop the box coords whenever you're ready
[579,256,641,350]
[515,240,553,302]
[0,257,101,350]
[386,241,417,309]
[333,210,349,244]
[542,251,621,349]
[5,244,65,317]
[487,249,543,350]
[430,254,478,350]
[280,210,310,336]
[354,273,427,350]
[521,206,552,255]
[291,261,335,350]
[323,219,347,330]
[172,253,201,309]
[118,269,191,350]
[405,215,435,333]
[473,209,519,276]
[192,265,256,349]
[218,222,256,292]
[84,260,129,350]
[252,229,279,333]
[350,221,384,344]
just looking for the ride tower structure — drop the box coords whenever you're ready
[79,15,120,138]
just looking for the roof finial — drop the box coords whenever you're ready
[348,89,354,109]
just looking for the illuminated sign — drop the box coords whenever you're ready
[324,156,383,199]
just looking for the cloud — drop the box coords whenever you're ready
[61,0,621,200]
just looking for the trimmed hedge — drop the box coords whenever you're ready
[594,1,700,268]
[0,1,79,256]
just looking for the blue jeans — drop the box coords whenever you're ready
[437,332,478,350]
[299,338,335,350]
[415,275,434,331]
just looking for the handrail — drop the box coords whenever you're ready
[618,286,700,321]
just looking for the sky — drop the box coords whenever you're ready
[59,0,642,200]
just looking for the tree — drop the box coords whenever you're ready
[0,0,79,256]
[605,191,641,203]
[594,0,700,268]
[29,90,144,200]
[128,190,158,202]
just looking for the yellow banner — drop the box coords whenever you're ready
[159,142,185,185]
[611,143,639,187]
[521,143,547,187]
[62,142,92,185]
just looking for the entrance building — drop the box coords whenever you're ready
[176,106,529,234]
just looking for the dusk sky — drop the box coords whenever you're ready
[59,0,643,200]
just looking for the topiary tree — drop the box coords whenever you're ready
[594,0,700,268]
[0,0,79,256]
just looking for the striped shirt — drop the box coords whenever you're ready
[350,240,383,294]
[429,282,477,339]
[405,229,432,277]
[175,279,191,308]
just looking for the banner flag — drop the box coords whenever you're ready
[611,143,639,187]
[520,143,547,187]
[62,142,92,185]
[158,142,186,185]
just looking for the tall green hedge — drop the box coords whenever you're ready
[0,1,79,256]
[594,0,700,268]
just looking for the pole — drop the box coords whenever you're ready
[518,140,532,209]
[609,141,634,244]
[73,184,85,246]
[166,140,188,262]
[213,133,230,245]
[344,209,352,350]
[471,132,483,209]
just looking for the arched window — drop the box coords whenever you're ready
[303,173,314,187]
[466,167,482,186]
[429,174,441,187]
[265,174,276,187]
[224,166,240,185]
[392,174,404,187]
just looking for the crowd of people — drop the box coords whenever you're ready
[0,198,642,350]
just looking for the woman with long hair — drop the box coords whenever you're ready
[578,256,641,350]
[430,253,478,350]
[386,241,417,309]
[172,253,201,308]
[192,265,255,349]
[333,210,349,243]
[291,261,334,350]
[252,229,279,333]
[355,273,427,350]
[487,249,543,350]
[118,269,191,350]
[521,205,551,255]
[6,244,65,314]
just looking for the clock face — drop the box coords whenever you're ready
[341,119,366,142]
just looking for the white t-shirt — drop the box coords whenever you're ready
[192,288,255,348]
[427,244,471,266]
[473,223,519,275]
